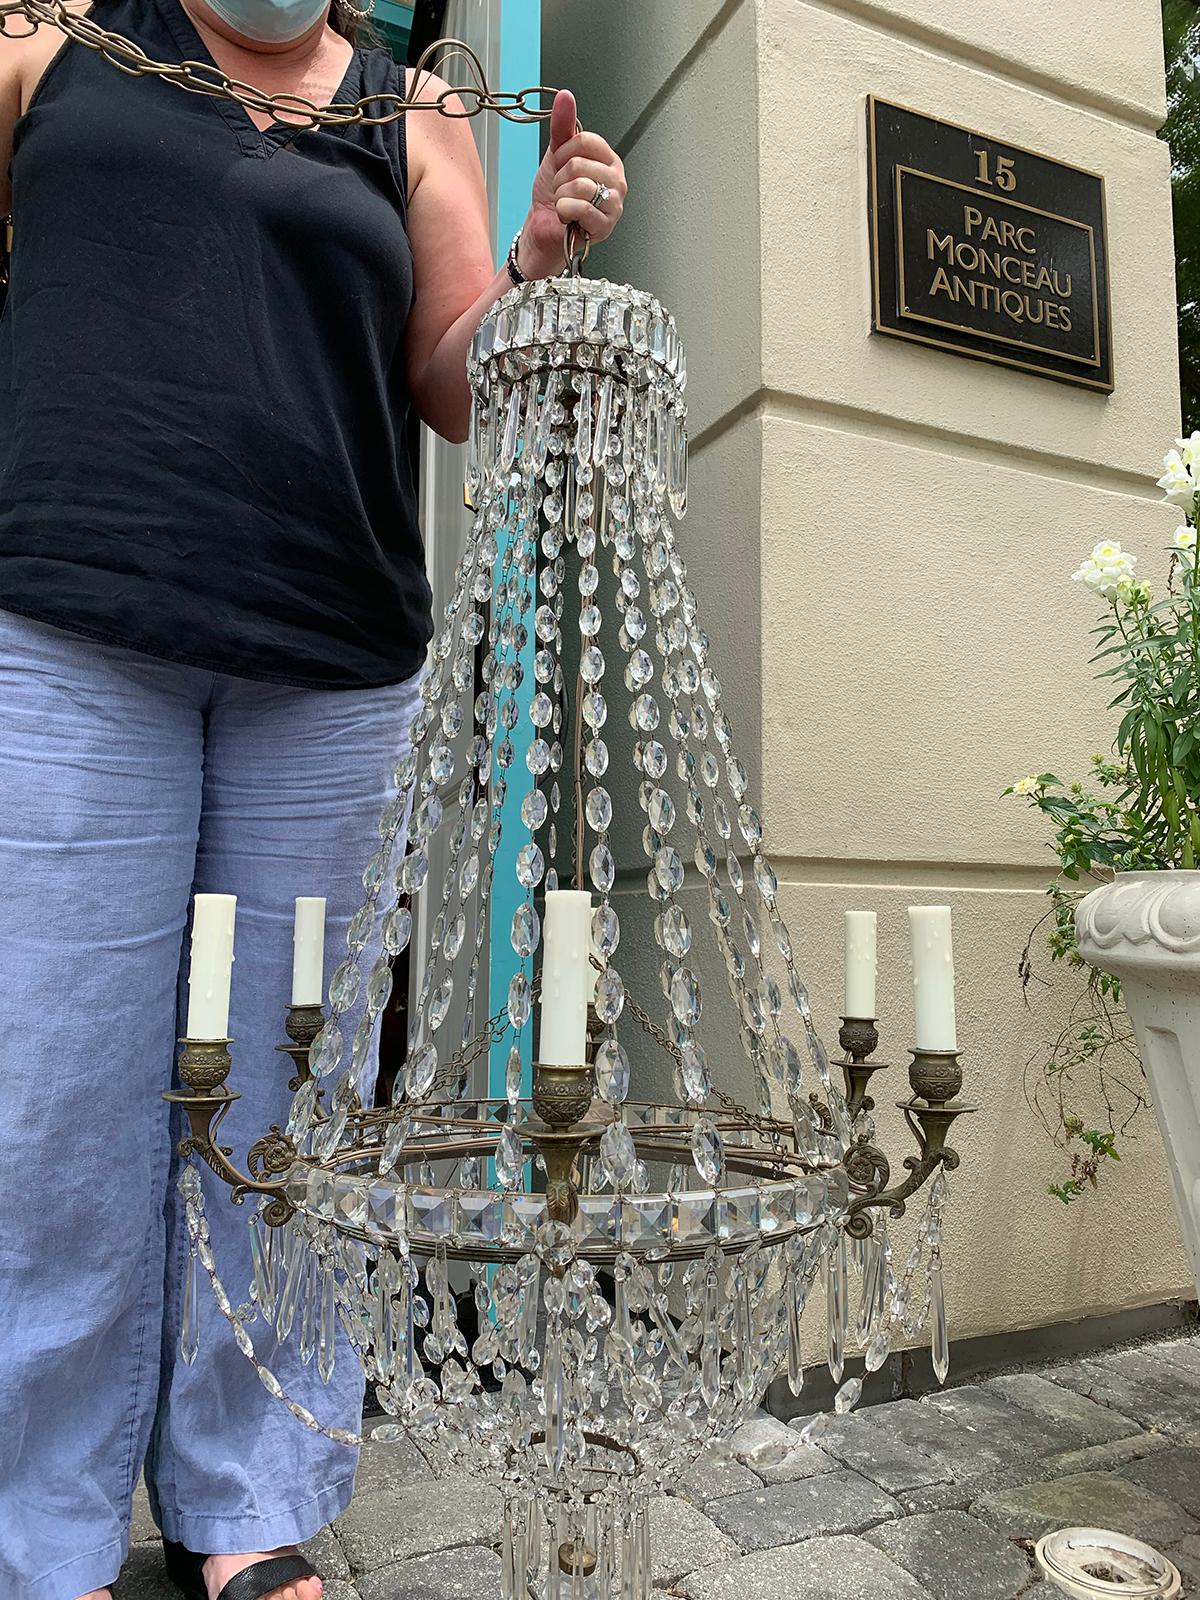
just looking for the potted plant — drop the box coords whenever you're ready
[1012,436,1200,1297]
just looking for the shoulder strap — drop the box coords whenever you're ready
[355,48,408,210]
[217,1554,318,1600]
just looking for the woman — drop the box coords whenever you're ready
[0,0,626,1595]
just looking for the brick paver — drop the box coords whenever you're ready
[971,1470,1200,1547]
[702,1468,902,1553]
[865,1510,1034,1600]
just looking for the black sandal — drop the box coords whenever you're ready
[164,1537,319,1600]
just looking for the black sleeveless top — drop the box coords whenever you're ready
[0,0,432,688]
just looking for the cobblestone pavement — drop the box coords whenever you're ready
[113,1328,1200,1600]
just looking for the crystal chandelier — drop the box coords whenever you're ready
[169,238,975,1599]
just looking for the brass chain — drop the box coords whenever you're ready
[620,988,768,1134]
[431,976,761,1131]
[620,990,682,1069]
[432,990,526,1092]
[0,2,559,130]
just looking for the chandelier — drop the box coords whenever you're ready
[0,0,974,1580]
[165,242,976,1598]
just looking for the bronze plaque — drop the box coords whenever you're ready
[867,97,1113,391]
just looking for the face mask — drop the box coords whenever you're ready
[202,0,328,44]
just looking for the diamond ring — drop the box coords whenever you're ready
[592,182,612,210]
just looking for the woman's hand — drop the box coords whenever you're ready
[519,89,627,279]
[404,82,626,441]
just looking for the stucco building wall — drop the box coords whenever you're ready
[543,0,1194,1340]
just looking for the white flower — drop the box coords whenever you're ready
[1175,524,1197,551]
[1177,431,1200,466]
[1072,540,1138,597]
[1158,448,1200,512]
[1012,776,1040,796]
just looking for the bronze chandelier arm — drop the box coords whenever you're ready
[844,1099,972,1238]
[165,1040,298,1225]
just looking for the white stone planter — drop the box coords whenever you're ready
[1075,871,1200,1300]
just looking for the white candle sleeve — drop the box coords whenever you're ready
[186,893,237,1040]
[908,905,957,1052]
[291,896,326,1007]
[538,890,592,1066]
[844,910,877,1018]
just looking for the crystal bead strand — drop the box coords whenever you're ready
[458,495,518,932]
[542,366,570,865]
[646,590,772,1115]
[531,528,565,897]
[608,502,729,1189]
[531,374,566,901]
[626,486,779,1136]
[536,371,569,891]
[743,1244,788,1411]
[580,444,624,1133]
[296,510,491,1151]
[180,1177,371,1449]
[487,443,543,1081]
[451,506,536,1134]
[655,512,852,1150]
[399,493,516,1085]
[577,396,638,1190]
[487,510,543,1181]
[402,505,527,1109]
[379,491,531,1154]
[647,522,796,1121]
[394,687,477,1084]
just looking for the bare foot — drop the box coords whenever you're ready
[75,1591,112,1600]
[203,1551,322,1600]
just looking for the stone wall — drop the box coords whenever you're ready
[542,0,1195,1338]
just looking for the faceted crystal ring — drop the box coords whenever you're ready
[467,275,687,395]
[283,1098,849,1265]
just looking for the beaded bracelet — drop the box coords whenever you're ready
[505,228,527,287]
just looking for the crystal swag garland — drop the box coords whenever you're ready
[173,265,966,1600]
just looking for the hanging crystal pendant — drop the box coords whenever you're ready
[856,1232,882,1344]
[275,1228,305,1343]
[299,1254,318,1366]
[317,1264,337,1384]
[931,1249,950,1385]
[826,1233,846,1383]
[248,1212,276,1323]
[180,1237,200,1367]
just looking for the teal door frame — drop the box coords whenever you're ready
[487,0,541,1108]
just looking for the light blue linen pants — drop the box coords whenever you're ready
[0,608,421,1600]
